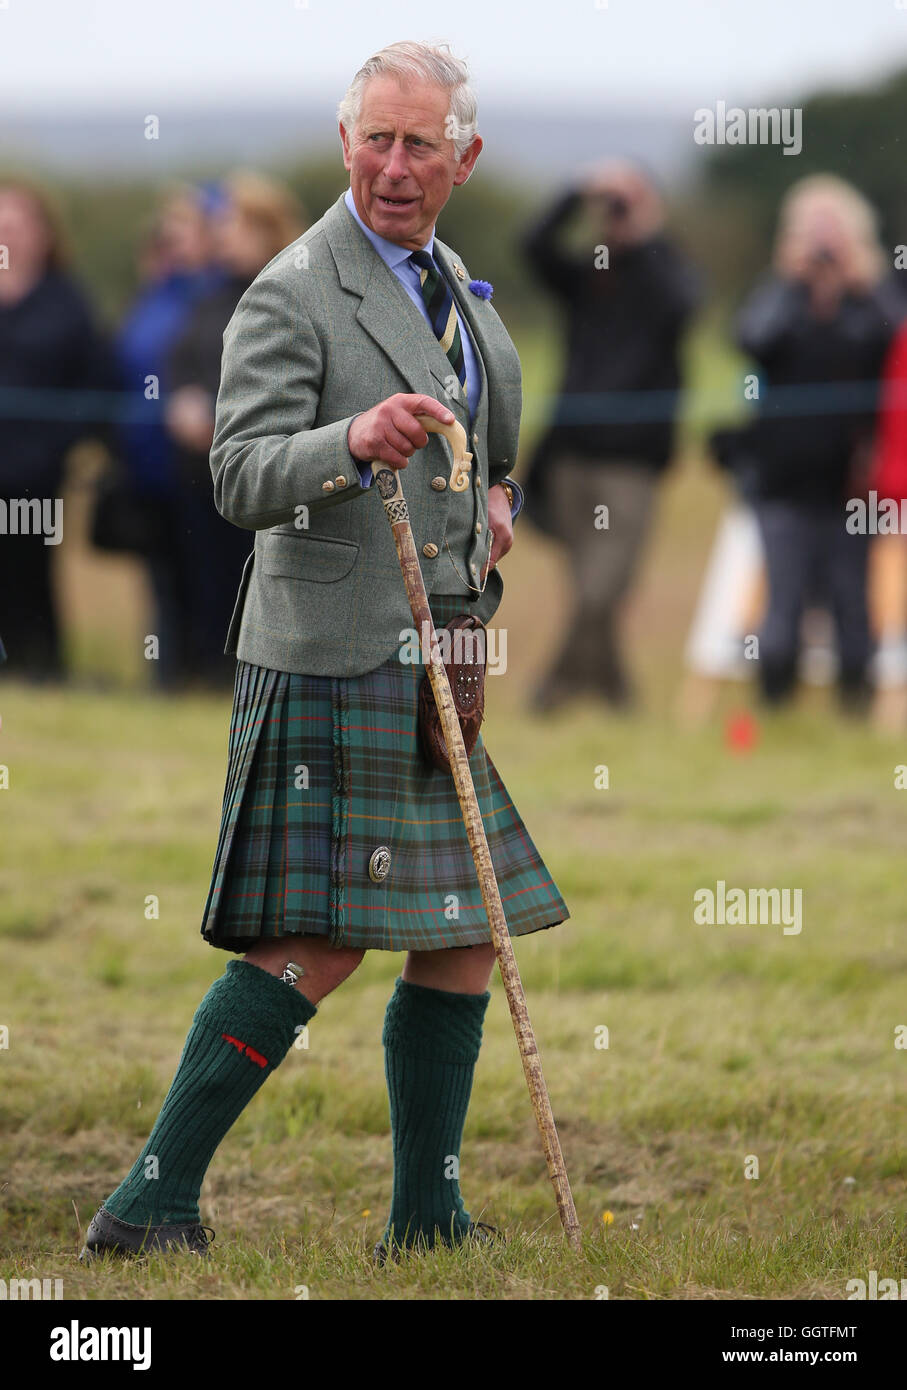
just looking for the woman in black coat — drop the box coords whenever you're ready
[0,178,115,679]
[735,176,903,709]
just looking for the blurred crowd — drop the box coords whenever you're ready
[0,171,304,688]
[520,164,907,719]
[3,163,907,717]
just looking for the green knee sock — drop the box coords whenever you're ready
[104,959,316,1226]
[382,976,490,1251]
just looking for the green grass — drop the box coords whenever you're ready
[1,673,906,1299]
[2,318,904,1298]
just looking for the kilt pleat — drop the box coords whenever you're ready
[200,594,569,953]
[203,661,278,919]
[262,688,290,937]
[330,676,350,947]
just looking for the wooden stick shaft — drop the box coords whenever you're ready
[373,454,581,1251]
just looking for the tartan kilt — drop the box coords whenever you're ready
[200,594,569,953]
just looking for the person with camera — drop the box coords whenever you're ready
[734,175,903,709]
[520,160,702,710]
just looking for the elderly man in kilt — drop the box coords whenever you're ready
[81,40,568,1265]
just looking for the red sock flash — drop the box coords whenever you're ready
[222,1033,269,1068]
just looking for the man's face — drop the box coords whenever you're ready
[340,75,482,251]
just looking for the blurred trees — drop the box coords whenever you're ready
[691,65,907,309]
[32,154,544,333]
[6,63,906,360]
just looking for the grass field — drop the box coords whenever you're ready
[3,656,906,1300]
[2,325,906,1301]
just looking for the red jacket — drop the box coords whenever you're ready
[873,321,907,500]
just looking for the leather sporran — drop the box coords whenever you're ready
[418,613,487,772]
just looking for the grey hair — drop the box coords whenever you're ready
[337,40,478,158]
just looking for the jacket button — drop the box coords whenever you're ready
[472,433,479,444]
[322,480,335,493]
[431,476,447,491]
[476,477,482,488]
[475,523,482,533]
[369,846,391,883]
[335,475,348,488]
[422,542,439,559]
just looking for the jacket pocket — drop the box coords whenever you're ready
[262,531,360,583]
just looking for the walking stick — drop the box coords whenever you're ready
[373,415,583,1252]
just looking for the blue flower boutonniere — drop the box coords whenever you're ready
[468,279,493,301]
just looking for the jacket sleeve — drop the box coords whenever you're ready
[519,187,584,300]
[735,276,806,365]
[210,272,371,530]
[167,304,208,395]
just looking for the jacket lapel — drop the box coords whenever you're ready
[324,193,458,405]
[321,192,518,470]
[435,234,520,472]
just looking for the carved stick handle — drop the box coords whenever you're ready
[415,412,473,491]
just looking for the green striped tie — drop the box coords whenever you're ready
[409,249,467,398]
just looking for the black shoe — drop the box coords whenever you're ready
[372,1221,501,1267]
[461,1220,500,1247]
[79,1205,215,1263]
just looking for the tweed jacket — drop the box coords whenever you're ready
[210,190,523,677]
